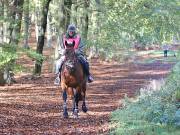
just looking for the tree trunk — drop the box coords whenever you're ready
[54,0,66,61]
[64,0,72,30]
[53,0,69,72]
[34,0,52,75]
[35,0,41,42]
[88,0,100,58]
[71,0,78,25]
[82,0,89,40]
[9,0,24,45]
[0,70,6,86]
[0,0,24,85]
[23,0,30,49]
[46,12,52,47]
[0,1,4,43]
[3,1,11,43]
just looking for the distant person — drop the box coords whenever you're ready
[54,24,94,85]
[162,44,169,57]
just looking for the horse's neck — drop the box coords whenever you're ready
[65,51,76,61]
[64,59,81,73]
[62,59,85,85]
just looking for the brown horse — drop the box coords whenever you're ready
[60,41,87,118]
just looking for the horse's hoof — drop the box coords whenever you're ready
[73,113,78,119]
[82,105,88,113]
[73,109,79,118]
[63,112,68,118]
[72,108,79,113]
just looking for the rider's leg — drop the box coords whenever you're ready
[54,56,65,85]
[78,56,94,83]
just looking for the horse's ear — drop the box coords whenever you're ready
[73,41,75,47]
[65,40,67,46]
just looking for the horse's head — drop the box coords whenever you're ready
[64,41,77,73]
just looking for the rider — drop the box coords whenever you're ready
[54,24,94,85]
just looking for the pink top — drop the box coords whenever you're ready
[63,34,80,49]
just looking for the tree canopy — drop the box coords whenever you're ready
[99,0,180,48]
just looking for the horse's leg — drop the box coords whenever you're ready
[62,90,68,118]
[71,88,75,113]
[73,88,79,118]
[82,99,87,113]
[82,89,88,113]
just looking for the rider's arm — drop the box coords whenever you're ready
[75,38,85,55]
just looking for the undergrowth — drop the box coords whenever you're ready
[110,56,180,135]
[0,43,45,72]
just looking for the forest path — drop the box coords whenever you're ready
[0,54,175,134]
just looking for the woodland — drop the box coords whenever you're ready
[0,0,180,134]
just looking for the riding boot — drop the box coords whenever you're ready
[78,56,94,83]
[88,74,94,83]
[54,72,60,85]
[54,57,65,85]
[84,61,94,83]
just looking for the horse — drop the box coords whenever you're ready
[60,41,88,118]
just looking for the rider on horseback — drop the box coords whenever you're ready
[54,24,94,85]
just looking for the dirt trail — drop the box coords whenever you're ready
[0,55,175,135]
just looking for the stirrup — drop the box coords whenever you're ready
[54,77,60,85]
[88,75,94,83]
